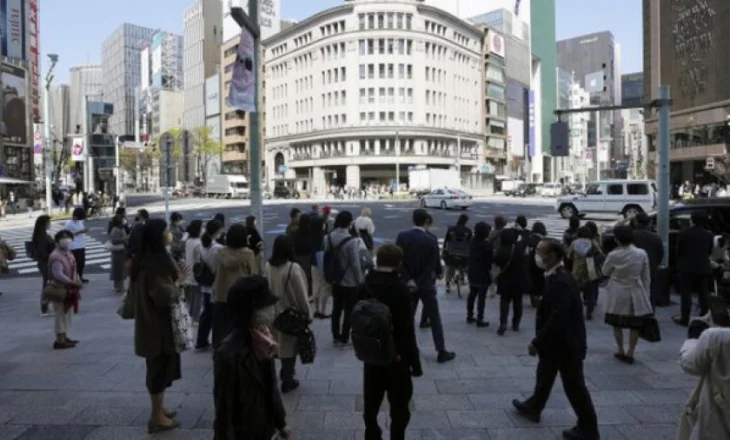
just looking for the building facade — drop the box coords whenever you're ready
[621,72,643,107]
[220,36,254,175]
[183,0,222,132]
[557,31,622,168]
[49,84,70,155]
[68,65,103,136]
[478,28,507,181]
[101,23,157,137]
[642,0,729,183]
[263,0,484,194]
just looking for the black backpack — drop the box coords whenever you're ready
[323,235,354,285]
[351,291,396,366]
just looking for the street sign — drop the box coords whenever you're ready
[706,156,715,169]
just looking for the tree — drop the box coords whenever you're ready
[193,126,224,188]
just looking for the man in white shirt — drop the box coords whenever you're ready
[64,207,89,283]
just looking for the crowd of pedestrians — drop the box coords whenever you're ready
[2,200,728,440]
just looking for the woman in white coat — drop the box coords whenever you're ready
[601,225,654,364]
[677,298,730,440]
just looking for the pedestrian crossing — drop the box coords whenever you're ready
[527,215,619,240]
[1,225,111,275]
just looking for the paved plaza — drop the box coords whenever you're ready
[0,273,692,439]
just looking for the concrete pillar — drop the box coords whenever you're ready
[312,166,326,196]
[346,165,361,189]
[375,139,381,155]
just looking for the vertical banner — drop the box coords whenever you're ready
[26,0,39,121]
[0,62,28,145]
[1,0,25,59]
[527,90,536,157]
[227,28,256,112]
[32,122,41,164]
[597,141,610,162]
[71,137,86,162]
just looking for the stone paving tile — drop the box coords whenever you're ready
[0,274,699,438]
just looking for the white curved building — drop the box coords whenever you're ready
[263,0,485,194]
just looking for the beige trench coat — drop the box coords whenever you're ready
[266,261,311,359]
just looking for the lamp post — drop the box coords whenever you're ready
[43,54,59,214]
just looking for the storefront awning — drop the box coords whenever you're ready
[0,176,32,184]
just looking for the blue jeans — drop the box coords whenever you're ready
[410,286,446,352]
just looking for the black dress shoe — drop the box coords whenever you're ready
[497,326,507,336]
[467,316,476,324]
[437,350,455,363]
[476,320,490,328]
[281,379,300,394]
[512,324,520,332]
[512,399,540,423]
[562,425,599,440]
[672,315,689,327]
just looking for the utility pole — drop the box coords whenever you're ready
[231,1,263,237]
[82,95,89,192]
[657,85,671,266]
[595,108,601,180]
[43,54,59,214]
[160,131,174,222]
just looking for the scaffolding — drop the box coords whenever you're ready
[157,31,184,91]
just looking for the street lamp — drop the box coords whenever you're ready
[43,53,59,214]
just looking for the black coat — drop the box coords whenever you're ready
[633,228,663,272]
[468,240,493,288]
[532,267,587,361]
[676,225,714,275]
[526,233,546,296]
[213,329,287,440]
[32,232,55,262]
[358,270,421,372]
[493,229,529,294]
[395,228,443,291]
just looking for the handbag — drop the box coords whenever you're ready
[678,376,705,439]
[43,283,68,302]
[171,294,194,352]
[638,315,662,343]
[297,327,317,364]
[272,264,309,335]
[117,292,135,320]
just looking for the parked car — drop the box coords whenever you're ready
[541,183,561,197]
[601,197,730,283]
[514,183,539,197]
[419,188,473,210]
[274,185,300,199]
[556,179,657,219]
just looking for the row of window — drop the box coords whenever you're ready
[295,97,314,114]
[321,67,347,85]
[319,20,346,38]
[358,12,413,31]
[358,87,414,104]
[294,31,313,48]
[322,90,347,107]
[295,119,314,134]
[271,43,288,57]
[322,114,348,129]
[425,113,449,128]
[272,103,288,120]
[425,66,446,83]
[293,53,314,69]
[320,42,347,62]
[359,111,414,124]
[270,62,289,79]
[358,63,413,80]
[272,83,288,100]
[359,38,413,56]
[294,75,314,94]
[425,90,446,107]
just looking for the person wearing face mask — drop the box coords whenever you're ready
[168,212,185,262]
[512,238,599,440]
[676,296,730,440]
[45,230,84,349]
[266,235,311,393]
[213,275,291,440]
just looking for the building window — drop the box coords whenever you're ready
[387,13,394,28]
[379,87,386,103]
[368,88,375,103]
[407,64,412,79]
[388,112,394,121]
[359,39,366,55]
[396,13,403,29]
[388,87,394,103]
[387,64,394,79]
[398,63,405,79]
[360,112,366,122]
[368,63,375,79]
[360,88,366,104]
[359,14,365,30]
[405,14,412,29]
[397,39,405,55]
[341,66,346,80]
[378,38,385,54]
[377,13,384,29]
[359,64,366,79]
[387,39,394,54]
[407,88,413,103]
[406,40,412,55]
[380,112,386,121]
[367,39,374,54]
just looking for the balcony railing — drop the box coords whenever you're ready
[286,149,479,162]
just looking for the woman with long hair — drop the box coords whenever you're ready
[46,230,83,349]
[131,219,185,433]
[213,275,291,439]
[195,219,224,350]
[32,214,55,315]
[293,213,314,298]
[183,219,203,320]
[311,215,331,318]
[266,235,311,393]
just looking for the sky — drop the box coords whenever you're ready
[40,0,642,83]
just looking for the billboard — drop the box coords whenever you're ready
[227,28,256,112]
[205,73,220,117]
[1,0,24,59]
[527,89,535,157]
[25,0,39,121]
[223,0,281,43]
[71,137,85,162]
[140,47,150,91]
[584,71,604,94]
[508,117,524,157]
[1,62,27,146]
[488,31,505,58]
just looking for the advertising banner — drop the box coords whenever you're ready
[26,0,39,121]
[527,90,535,157]
[227,28,256,112]
[584,71,604,94]
[32,121,41,164]
[205,73,220,117]
[489,31,505,58]
[508,117,524,157]
[1,62,27,146]
[1,0,24,59]
[140,47,150,91]
[71,137,85,162]
[223,0,281,43]
[597,141,610,162]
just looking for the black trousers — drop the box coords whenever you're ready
[211,302,231,348]
[71,248,86,279]
[679,273,710,322]
[38,260,49,313]
[195,292,213,349]
[499,291,523,328]
[526,355,598,435]
[363,363,413,440]
[331,285,357,342]
[581,280,600,315]
[467,285,488,320]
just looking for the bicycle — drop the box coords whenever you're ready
[446,255,468,299]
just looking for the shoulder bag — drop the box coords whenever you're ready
[273,263,309,335]
[171,288,194,352]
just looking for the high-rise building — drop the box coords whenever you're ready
[48,84,70,153]
[477,27,508,181]
[557,31,622,170]
[554,68,590,183]
[531,0,556,181]
[621,72,643,108]
[263,0,484,194]
[101,23,157,137]
[68,65,103,135]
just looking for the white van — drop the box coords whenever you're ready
[555,179,657,219]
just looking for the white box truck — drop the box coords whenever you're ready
[408,168,460,195]
[206,175,250,198]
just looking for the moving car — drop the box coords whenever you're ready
[273,185,300,199]
[556,179,657,219]
[513,183,539,197]
[419,188,473,210]
[541,183,561,197]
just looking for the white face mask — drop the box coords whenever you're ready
[58,238,72,249]
[534,254,546,270]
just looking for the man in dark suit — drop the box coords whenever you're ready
[632,213,664,308]
[396,209,455,363]
[674,211,714,326]
[512,238,599,440]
